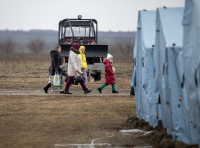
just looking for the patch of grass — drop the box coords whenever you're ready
[0,95,137,148]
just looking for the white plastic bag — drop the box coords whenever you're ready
[53,73,60,86]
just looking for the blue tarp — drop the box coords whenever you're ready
[154,7,197,144]
[132,10,158,127]
[131,3,199,146]
[182,0,200,145]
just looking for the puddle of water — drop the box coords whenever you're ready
[55,131,153,148]
[143,131,153,135]
[113,146,153,148]
[119,129,144,133]
[119,129,153,136]
[55,134,113,147]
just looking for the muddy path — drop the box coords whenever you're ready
[0,88,131,96]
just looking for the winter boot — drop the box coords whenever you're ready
[112,90,119,93]
[64,91,72,94]
[44,83,51,93]
[84,90,92,94]
[97,88,102,93]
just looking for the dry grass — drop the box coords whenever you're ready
[0,53,144,148]
[1,53,195,148]
[0,53,50,69]
[0,53,133,90]
[0,95,138,148]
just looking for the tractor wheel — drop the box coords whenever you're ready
[94,72,101,81]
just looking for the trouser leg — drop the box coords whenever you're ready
[65,77,74,91]
[80,82,88,90]
[100,84,108,90]
[112,84,115,91]
[44,83,51,93]
[81,69,87,85]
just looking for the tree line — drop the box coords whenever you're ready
[0,30,136,56]
[0,37,45,54]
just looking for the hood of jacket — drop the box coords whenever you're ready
[103,59,110,65]
[79,50,85,55]
[50,50,59,58]
[70,46,80,54]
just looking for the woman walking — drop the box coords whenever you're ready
[64,44,92,94]
[78,46,88,85]
[97,53,118,93]
[43,44,65,93]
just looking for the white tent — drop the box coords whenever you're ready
[154,7,197,144]
[182,0,200,145]
[132,10,158,127]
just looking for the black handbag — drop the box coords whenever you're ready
[73,72,85,84]
[65,75,78,85]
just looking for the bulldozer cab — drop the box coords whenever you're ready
[58,16,108,58]
[58,17,98,45]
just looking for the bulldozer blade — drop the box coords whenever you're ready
[59,44,108,57]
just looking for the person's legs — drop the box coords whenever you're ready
[81,69,87,85]
[100,84,108,90]
[112,84,115,91]
[84,71,87,85]
[44,83,51,93]
[44,76,51,93]
[80,82,88,90]
[97,84,108,93]
[80,82,92,94]
[65,77,74,91]
[112,83,118,93]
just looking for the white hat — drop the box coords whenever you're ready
[107,53,113,59]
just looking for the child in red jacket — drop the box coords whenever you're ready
[97,53,118,93]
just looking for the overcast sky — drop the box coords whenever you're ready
[0,0,185,32]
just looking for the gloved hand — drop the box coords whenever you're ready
[59,63,66,69]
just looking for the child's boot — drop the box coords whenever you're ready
[112,90,118,93]
[97,87,102,93]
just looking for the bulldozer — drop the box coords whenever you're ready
[58,15,108,81]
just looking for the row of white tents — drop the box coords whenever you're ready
[131,0,200,146]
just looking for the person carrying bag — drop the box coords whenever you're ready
[44,45,65,93]
[63,44,92,94]
[74,71,85,84]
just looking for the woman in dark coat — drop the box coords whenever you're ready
[97,53,118,93]
[43,44,65,93]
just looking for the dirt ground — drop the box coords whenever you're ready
[0,54,198,148]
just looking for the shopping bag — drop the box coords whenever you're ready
[53,73,60,86]
[65,75,78,85]
[74,72,85,84]
[50,74,64,91]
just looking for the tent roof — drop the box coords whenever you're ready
[138,10,156,49]
[182,0,200,26]
[157,7,184,47]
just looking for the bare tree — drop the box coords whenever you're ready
[108,38,134,56]
[124,39,134,56]
[0,37,16,53]
[27,37,46,54]
[113,38,125,55]
[98,39,107,45]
